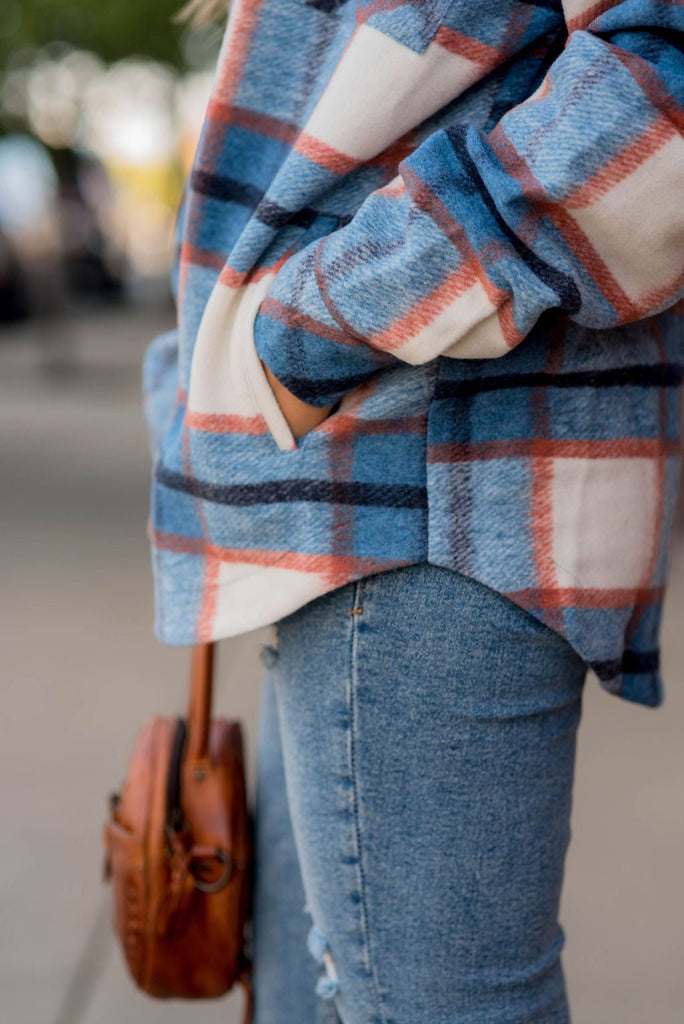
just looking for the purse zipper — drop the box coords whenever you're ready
[165,717,187,835]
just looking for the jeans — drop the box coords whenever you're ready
[252,563,587,1024]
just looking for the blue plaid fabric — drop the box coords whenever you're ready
[143,0,684,706]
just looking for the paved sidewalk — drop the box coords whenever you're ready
[1,302,683,1024]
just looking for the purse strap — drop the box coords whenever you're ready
[186,642,215,764]
[184,641,254,1024]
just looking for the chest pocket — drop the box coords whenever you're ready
[296,0,456,55]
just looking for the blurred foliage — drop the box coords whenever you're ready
[0,0,193,70]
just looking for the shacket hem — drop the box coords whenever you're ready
[152,555,664,708]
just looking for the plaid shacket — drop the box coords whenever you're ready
[143,0,684,707]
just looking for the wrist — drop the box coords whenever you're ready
[260,359,334,438]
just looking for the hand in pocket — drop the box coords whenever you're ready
[260,360,335,440]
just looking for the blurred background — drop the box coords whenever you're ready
[0,2,683,1023]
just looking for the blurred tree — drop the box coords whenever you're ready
[0,0,218,70]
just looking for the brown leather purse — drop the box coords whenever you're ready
[102,643,253,1021]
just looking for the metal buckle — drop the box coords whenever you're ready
[190,848,233,893]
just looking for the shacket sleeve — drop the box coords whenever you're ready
[252,0,684,408]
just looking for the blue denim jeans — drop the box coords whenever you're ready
[253,563,587,1024]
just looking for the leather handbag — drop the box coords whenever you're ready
[102,643,253,1021]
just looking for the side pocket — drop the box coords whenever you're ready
[186,270,300,455]
[237,280,299,453]
[187,268,349,459]
[238,275,350,454]
[103,818,147,986]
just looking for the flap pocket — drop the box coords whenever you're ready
[291,0,456,54]
[103,818,147,983]
[363,0,456,54]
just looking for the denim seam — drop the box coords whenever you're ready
[353,577,367,614]
[347,598,389,1024]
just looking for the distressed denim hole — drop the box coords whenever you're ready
[307,925,340,1000]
